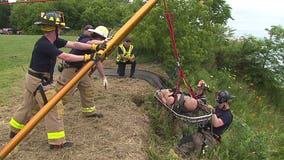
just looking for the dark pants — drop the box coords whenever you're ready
[176,130,217,158]
[117,60,136,77]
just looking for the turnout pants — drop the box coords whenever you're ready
[192,130,217,151]
[117,60,136,77]
[10,73,66,145]
[56,67,97,116]
[177,130,217,157]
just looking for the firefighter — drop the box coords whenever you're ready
[116,37,136,77]
[176,90,234,157]
[56,25,110,118]
[9,11,106,149]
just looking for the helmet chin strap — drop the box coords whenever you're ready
[55,26,58,39]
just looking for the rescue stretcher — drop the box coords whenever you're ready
[154,90,212,123]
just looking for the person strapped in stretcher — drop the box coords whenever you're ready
[156,88,212,114]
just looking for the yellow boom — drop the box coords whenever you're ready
[0,0,158,159]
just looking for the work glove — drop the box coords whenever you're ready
[84,52,103,62]
[206,105,215,114]
[105,36,113,42]
[91,41,107,51]
[103,76,108,89]
[84,52,96,62]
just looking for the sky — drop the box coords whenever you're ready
[226,0,284,38]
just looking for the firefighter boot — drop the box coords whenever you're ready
[9,131,17,139]
[84,112,104,118]
[50,141,73,150]
[82,106,103,118]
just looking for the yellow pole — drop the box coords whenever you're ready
[0,0,158,159]
[98,0,158,59]
[90,0,159,73]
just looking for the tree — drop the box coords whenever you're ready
[9,0,132,33]
[131,0,232,72]
[265,25,284,86]
[0,3,11,28]
[215,29,284,109]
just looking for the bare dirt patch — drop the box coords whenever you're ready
[0,62,165,160]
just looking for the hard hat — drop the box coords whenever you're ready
[88,26,109,39]
[34,11,68,31]
[216,90,235,103]
[197,80,210,91]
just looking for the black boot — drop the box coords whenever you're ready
[9,131,17,139]
[50,141,73,150]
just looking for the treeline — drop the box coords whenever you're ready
[3,0,136,34]
[1,0,283,109]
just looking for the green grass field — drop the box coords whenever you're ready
[0,35,76,104]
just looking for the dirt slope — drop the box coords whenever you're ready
[0,61,167,160]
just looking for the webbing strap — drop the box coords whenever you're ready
[34,84,48,105]
[173,93,184,113]
[162,0,196,99]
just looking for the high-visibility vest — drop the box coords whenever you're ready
[116,44,133,62]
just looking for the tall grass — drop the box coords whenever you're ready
[144,67,284,159]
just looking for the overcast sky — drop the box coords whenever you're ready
[226,0,284,38]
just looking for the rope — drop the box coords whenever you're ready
[162,0,196,99]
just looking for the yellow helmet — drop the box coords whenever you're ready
[34,11,68,31]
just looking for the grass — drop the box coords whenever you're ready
[144,69,284,159]
[0,35,283,159]
[0,35,76,105]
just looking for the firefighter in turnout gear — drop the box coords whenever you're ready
[176,90,234,158]
[56,25,110,118]
[9,11,107,150]
[116,37,136,77]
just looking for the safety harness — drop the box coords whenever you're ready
[172,92,185,113]
[162,0,196,99]
[28,69,52,105]
[168,88,188,113]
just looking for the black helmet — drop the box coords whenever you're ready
[216,90,235,103]
[34,11,66,27]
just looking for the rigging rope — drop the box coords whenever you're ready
[162,0,197,99]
